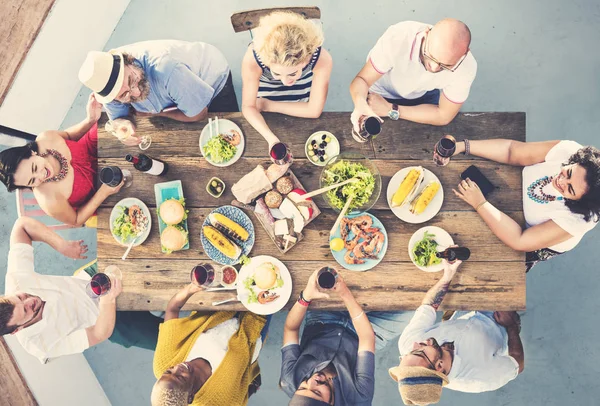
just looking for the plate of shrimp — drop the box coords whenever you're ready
[330,213,388,272]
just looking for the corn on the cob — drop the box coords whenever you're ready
[410,181,440,214]
[392,167,423,207]
[208,212,249,242]
[203,225,242,259]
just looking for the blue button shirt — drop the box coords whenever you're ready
[104,40,230,120]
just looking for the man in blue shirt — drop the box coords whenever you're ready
[78,40,237,135]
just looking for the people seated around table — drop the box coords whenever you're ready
[241,11,333,147]
[389,257,524,405]
[280,268,410,405]
[0,217,119,363]
[151,283,267,406]
[78,40,236,142]
[450,139,600,271]
[0,94,123,226]
[349,18,476,138]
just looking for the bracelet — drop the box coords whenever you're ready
[475,200,488,211]
[351,311,365,321]
[298,290,311,307]
[463,139,470,156]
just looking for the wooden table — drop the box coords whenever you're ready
[98,112,526,312]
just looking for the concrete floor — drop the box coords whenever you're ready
[2,0,599,404]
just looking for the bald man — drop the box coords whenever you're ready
[350,19,477,136]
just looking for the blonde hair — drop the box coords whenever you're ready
[150,382,188,406]
[254,11,324,68]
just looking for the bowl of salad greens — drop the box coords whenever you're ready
[110,198,152,247]
[199,118,245,167]
[408,226,454,272]
[320,152,381,214]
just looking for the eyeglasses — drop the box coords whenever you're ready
[422,30,469,72]
[409,349,438,370]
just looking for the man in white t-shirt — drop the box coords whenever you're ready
[0,217,121,363]
[388,257,524,405]
[350,19,477,136]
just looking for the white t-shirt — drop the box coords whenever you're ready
[5,244,99,363]
[367,21,477,102]
[522,140,597,252]
[398,306,519,393]
[186,317,262,372]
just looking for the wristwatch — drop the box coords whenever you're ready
[388,104,400,120]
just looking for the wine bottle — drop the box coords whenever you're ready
[436,247,471,262]
[125,154,168,176]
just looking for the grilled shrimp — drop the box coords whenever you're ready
[257,290,280,304]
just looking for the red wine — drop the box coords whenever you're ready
[91,273,111,296]
[270,143,288,160]
[436,247,471,262]
[100,166,123,187]
[125,154,168,176]
[364,117,381,136]
[317,267,338,289]
[192,264,214,286]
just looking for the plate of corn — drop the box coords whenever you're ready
[387,166,443,224]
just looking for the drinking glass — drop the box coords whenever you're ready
[433,135,457,166]
[105,121,152,150]
[269,142,293,165]
[317,267,338,290]
[86,265,122,298]
[352,115,382,142]
[100,166,133,188]
[190,263,222,288]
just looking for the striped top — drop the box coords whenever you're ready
[252,46,322,102]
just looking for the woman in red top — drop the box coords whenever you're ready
[0,94,123,226]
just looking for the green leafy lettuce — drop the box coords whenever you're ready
[412,231,441,267]
[322,160,375,210]
[203,136,237,163]
[112,206,136,241]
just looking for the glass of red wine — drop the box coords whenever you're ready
[191,263,222,288]
[317,267,338,290]
[269,142,293,165]
[86,266,122,298]
[433,135,457,166]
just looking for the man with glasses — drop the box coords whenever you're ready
[388,256,525,405]
[78,40,237,142]
[350,18,477,135]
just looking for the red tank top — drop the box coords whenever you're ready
[66,123,98,208]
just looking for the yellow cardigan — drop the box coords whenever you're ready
[153,311,266,406]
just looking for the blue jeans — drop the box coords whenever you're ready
[304,311,412,350]
[385,89,440,106]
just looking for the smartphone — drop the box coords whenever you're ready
[460,165,495,197]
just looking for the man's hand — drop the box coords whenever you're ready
[350,98,379,132]
[494,311,521,332]
[107,118,139,145]
[366,93,392,117]
[332,273,352,299]
[58,239,88,259]
[441,250,462,282]
[303,269,331,301]
[102,276,123,302]
[86,93,103,123]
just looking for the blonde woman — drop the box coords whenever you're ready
[242,11,333,146]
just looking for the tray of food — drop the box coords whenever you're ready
[154,180,189,254]
[231,163,321,254]
[200,205,255,265]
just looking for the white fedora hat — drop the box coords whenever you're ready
[78,50,124,104]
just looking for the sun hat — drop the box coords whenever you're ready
[78,50,124,104]
[389,365,449,405]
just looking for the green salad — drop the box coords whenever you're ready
[112,206,136,241]
[322,160,375,210]
[412,231,441,267]
[203,136,237,163]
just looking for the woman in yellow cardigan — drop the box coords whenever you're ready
[150,283,266,406]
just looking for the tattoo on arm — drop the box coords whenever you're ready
[422,282,450,311]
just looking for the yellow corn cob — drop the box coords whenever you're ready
[410,181,440,214]
[203,225,242,259]
[392,168,422,207]
[209,212,249,242]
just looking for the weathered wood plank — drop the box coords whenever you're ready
[99,157,522,211]
[100,259,525,311]
[0,338,38,406]
[98,208,524,262]
[230,7,321,33]
[0,0,55,107]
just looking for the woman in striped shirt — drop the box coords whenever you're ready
[242,11,333,146]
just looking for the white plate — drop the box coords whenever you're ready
[199,118,245,167]
[387,166,444,224]
[408,226,454,272]
[237,255,292,315]
[110,198,152,247]
[305,131,340,166]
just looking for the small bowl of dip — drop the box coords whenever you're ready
[220,265,238,287]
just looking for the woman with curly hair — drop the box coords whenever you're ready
[0,94,123,226]
[241,11,333,146]
[451,138,600,271]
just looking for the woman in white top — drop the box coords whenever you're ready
[451,139,600,271]
[241,11,333,147]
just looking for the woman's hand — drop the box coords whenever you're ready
[453,178,486,209]
[100,179,125,197]
[303,268,331,301]
[185,282,204,295]
[86,93,103,123]
[255,97,270,113]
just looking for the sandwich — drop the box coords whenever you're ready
[253,262,280,290]
[161,225,188,253]
[158,199,186,225]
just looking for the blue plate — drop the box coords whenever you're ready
[201,205,255,265]
[330,212,388,272]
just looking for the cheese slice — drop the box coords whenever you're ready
[274,219,289,236]
[279,198,305,233]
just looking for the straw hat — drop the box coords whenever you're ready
[389,365,449,405]
[78,50,124,104]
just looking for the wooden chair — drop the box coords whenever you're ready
[230,6,321,37]
[15,189,97,230]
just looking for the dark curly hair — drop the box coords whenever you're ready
[564,146,600,222]
[0,298,17,336]
[0,142,39,192]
